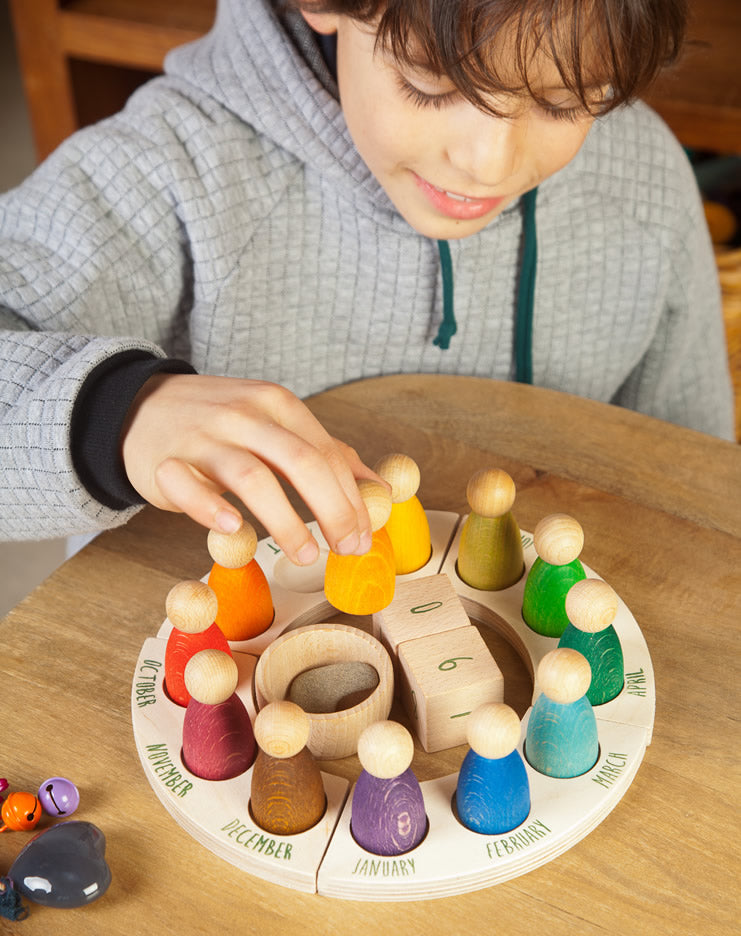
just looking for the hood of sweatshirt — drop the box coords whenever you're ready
[164,0,408,228]
[161,0,542,354]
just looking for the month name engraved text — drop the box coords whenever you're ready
[145,743,193,797]
[624,669,648,697]
[486,819,551,859]
[592,752,628,789]
[134,659,162,708]
[221,819,293,860]
[351,857,416,877]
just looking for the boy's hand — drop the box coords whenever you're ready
[121,373,382,565]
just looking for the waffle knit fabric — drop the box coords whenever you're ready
[0,0,734,540]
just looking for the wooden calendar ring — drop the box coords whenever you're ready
[132,511,655,900]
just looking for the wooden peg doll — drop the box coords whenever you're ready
[250,702,326,836]
[456,703,530,835]
[351,721,426,856]
[181,649,256,781]
[374,453,431,575]
[559,578,624,705]
[164,580,232,707]
[522,513,587,637]
[207,522,274,641]
[457,468,524,591]
[324,480,396,615]
[525,648,599,779]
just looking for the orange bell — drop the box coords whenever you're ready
[0,792,41,832]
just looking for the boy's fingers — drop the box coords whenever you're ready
[220,424,373,554]
[154,458,245,536]
[330,437,389,489]
[155,456,321,565]
[197,439,369,559]
[256,385,380,513]
[126,377,381,561]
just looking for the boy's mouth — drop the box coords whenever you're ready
[430,184,480,202]
[413,173,505,221]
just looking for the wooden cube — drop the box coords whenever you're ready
[372,573,470,660]
[397,626,504,753]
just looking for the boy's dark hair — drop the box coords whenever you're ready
[296,0,687,117]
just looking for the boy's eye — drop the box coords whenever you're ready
[395,74,458,110]
[394,70,600,123]
[537,103,588,123]
[536,87,608,123]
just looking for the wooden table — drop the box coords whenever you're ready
[1,375,739,934]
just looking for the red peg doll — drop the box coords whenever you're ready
[182,649,256,781]
[164,579,232,707]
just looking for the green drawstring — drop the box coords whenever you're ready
[514,186,538,384]
[433,239,456,349]
[433,186,538,385]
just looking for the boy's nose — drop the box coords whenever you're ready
[444,106,523,189]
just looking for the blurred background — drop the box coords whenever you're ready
[0,0,64,615]
[0,0,739,615]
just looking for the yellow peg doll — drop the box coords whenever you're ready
[374,453,431,575]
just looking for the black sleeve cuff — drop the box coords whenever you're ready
[71,351,196,511]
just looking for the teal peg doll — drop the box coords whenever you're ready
[559,578,624,705]
[526,648,599,779]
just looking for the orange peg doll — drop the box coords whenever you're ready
[164,579,232,707]
[324,480,396,615]
[457,468,524,591]
[374,453,431,575]
[207,522,274,641]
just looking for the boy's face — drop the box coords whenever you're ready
[303,11,600,240]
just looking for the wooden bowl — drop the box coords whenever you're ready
[254,623,394,760]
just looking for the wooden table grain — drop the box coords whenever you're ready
[1,375,739,935]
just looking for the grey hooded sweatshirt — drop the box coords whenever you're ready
[0,0,734,540]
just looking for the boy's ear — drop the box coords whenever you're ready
[300,8,340,35]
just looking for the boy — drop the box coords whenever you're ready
[0,0,733,564]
